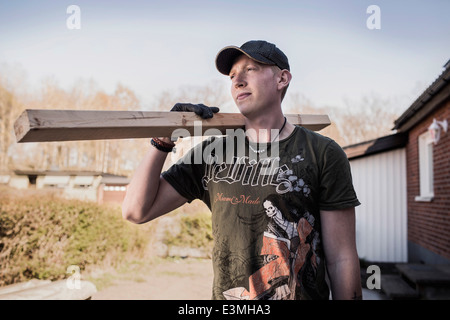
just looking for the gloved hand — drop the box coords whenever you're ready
[170,103,219,119]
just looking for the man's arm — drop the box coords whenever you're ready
[320,207,362,300]
[122,103,219,224]
[122,138,188,224]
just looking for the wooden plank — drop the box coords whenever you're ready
[14,109,331,143]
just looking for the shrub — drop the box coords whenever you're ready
[165,210,213,251]
[0,190,150,286]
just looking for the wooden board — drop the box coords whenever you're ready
[14,109,331,143]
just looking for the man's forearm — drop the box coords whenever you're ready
[327,256,362,300]
[121,143,169,223]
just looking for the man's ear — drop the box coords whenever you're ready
[278,69,292,91]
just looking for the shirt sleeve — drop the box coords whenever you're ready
[161,139,208,204]
[318,140,361,211]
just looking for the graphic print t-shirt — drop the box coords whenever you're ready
[162,126,360,300]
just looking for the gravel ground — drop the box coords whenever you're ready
[91,258,214,300]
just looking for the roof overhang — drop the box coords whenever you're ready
[344,132,408,160]
[393,61,450,132]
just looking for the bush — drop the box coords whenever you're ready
[165,210,213,251]
[0,190,150,286]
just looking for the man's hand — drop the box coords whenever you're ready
[171,103,219,119]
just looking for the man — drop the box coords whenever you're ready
[122,40,362,300]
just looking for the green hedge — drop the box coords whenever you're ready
[165,210,213,250]
[0,191,150,286]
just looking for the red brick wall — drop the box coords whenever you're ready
[406,100,450,260]
[97,185,127,205]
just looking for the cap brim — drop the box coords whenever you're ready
[215,46,274,76]
[215,46,245,75]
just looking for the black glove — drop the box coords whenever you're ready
[170,103,219,119]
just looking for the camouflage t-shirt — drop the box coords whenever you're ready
[162,126,360,300]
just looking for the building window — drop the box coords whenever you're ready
[415,131,434,202]
[103,185,126,192]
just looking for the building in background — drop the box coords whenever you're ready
[1,170,129,205]
[345,133,408,263]
[344,60,449,265]
[393,60,450,265]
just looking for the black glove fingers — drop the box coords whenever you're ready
[210,107,220,114]
[171,103,219,119]
[197,104,211,118]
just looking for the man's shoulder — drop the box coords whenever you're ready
[294,125,334,146]
[292,125,349,161]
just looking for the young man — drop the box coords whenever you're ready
[122,40,362,300]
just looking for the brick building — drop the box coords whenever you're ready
[344,60,449,265]
[393,60,450,264]
[345,60,449,266]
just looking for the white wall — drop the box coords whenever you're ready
[350,148,407,263]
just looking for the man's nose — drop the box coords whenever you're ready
[233,73,246,88]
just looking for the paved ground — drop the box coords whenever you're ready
[91,258,387,300]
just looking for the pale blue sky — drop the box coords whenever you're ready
[1,0,449,112]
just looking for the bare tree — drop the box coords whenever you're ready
[5,76,146,175]
[0,64,28,172]
[0,85,20,171]
[284,93,345,145]
[284,92,403,147]
[151,80,232,112]
[336,93,402,146]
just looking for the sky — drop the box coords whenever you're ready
[1,0,449,113]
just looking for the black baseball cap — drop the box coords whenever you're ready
[215,40,290,76]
